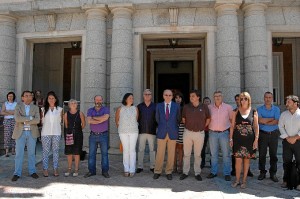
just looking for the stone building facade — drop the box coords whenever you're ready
[0,0,300,149]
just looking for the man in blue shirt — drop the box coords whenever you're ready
[257,92,280,182]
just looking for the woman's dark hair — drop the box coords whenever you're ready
[44,91,59,115]
[203,96,211,103]
[122,93,133,106]
[174,92,185,107]
[7,91,16,101]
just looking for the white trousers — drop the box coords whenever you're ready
[119,133,138,173]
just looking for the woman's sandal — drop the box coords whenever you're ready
[54,169,59,177]
[64,168,72,177]
[73,170,79,177]
[43,170,49,177]
[241,182,247,189]
[231,181,240,188]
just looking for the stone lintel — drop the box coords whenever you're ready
[242,3,268,17]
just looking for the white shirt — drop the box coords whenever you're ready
[118,106,138,134]
[4,101,17,119]
[279,108,300,139]
[41,106,63,136]
[164,101,172,114]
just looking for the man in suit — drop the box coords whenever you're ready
[153,89,181,180]
[11,90,40,181]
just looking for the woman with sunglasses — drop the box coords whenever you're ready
[229,92,259,189]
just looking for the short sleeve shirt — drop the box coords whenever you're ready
[182,103,210,132]
[87,106,110,133]
[257,104,280,132]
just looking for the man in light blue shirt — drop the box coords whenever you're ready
[257,92,280,182]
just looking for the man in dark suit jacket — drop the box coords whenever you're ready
[153,89,181,180]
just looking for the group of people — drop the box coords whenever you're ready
[2,89,300,191]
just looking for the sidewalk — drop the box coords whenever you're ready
[0,140,300,199]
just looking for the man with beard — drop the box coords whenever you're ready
[279,95,300,189]
[84,95,110,178]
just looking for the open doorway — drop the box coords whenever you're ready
[32,42,81,103]
[154,61,193,103]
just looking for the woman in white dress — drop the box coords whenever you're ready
[41,91,63,177]
[115,93,139,177]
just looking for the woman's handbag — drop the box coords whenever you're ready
[65,112,79,146]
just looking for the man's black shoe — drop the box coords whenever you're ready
[136,168,143,173]
[153,173,160,179]
[166,174,172,180]
[84,172,96,178]
[247,170,254,177]
[31,173,39,179]
[195,175,202,181]
[270,175,279,182]
[11,175,19,182]
[258,173,266,180]
[225,175,231,181]
[180,174,188,180]
[102,172,110,178]
[150,168,154,173]
[207,173,217,179]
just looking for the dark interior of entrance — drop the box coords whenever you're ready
[155,61,193,103]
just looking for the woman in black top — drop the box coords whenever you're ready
[229,92,259,189]
[63,99,86,177]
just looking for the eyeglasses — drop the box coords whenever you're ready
[144,93,152,96]
[240,98,248,101]
[214,95,222,98]
[164,95,173,97]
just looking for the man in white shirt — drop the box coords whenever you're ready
[278,95,300,189]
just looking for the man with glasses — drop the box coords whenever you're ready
[153,89,181,180]
[257,92,280,182]
[136,89,157,173]
[11,91,40,181]
[279,95,300,189]
[207,91,233,181]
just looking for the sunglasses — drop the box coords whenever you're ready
[240,98,248,101]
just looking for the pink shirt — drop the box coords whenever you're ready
[208,102,233,131]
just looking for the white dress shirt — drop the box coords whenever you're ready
[279,108,300,139]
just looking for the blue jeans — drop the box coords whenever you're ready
[14,130,37,176]
[209,130,231,175]
[88,132,109,174]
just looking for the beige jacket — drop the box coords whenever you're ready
[12,103,40,140]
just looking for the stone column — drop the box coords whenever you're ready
[243,3,268,105]
[83,5,108,111]
[108,5,134,149]
[215,2,241,103]
[0,14,16,102]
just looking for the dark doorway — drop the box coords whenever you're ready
[63,48,81,101]
[157,73,190,103]
[154,61,193,103]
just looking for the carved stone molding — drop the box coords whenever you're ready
[47,14,56,31]
[169,7,179,26]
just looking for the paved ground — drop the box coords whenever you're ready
[0,140,300,199]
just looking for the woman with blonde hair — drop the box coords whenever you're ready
[230,92,259,188]
[63,99,86,177]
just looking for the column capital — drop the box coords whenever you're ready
[215,1,242,16]
[108,3,134,19]
[242,3,268,17]
[82,4,108,20]
[0,11,17,23]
